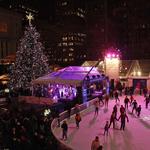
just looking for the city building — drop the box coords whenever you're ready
[111,0,150,59]
[86,0,116,60]
[53,0,87,66]
[0,7,22,61]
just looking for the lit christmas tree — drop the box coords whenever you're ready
[9,13,49,90]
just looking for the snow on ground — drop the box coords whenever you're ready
[53,95,150,150]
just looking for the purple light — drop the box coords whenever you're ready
[112,53,115,57]
[107,54,111,58]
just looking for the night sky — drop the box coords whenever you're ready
[0,0,150,60]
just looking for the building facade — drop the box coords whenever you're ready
[53,0,87,66]
[111,0,150,59]
[0,8,22,60]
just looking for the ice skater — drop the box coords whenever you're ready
[130,95,134,106]
[118,112,129,130]
[104,121,109,136]
[98,94,104,105]
[114,90,120,103]
[109,112,116,129]
[124,96,130,110]
[120,105,125,115]
[61,120,68,140]
[75,113,81,128]
[94,100,100,116]
[113,104,118,119]
[132,100,137,114]
[104,94,109,108]
[145,96,150,109]
[136,105,141,117]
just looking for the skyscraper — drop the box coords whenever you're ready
[112,0,150,59]
[0,8,22,60]
[54,0,87,66]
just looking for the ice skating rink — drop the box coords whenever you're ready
[53,95,150,150]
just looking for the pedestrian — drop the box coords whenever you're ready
[113,104,118,118]
[104,94,109,108]
[109,112,116,129]
[118,112,129,130]
[132,100,137,114]
[94,100,100,116]
[75,113,81,128]
[143,88,148,97]
[136,105,141,117]
[91,136,100,150]
[145,96,149,109]
[120,105,125,115]
[130,95,134,106]
[114,91,120,103]
[104,121,109,136]
[124,96,129,110]
[98,94,104,105]
[61,120,68,140]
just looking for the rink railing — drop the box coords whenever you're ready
[51,97,99,150]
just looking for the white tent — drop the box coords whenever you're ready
[32,66,101,86]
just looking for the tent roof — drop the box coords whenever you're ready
[32,66,101,86]
[82,60,150,77]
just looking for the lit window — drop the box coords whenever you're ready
[62,2,67,6]
[64,58,68,62]
[62,37,67,41]
[69,53,73,56]
[84,55,86,58]
[68,42,73,46]
[63,49,66,52]
[63,43,67,46]
[69,48,74,51]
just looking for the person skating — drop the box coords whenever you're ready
[104,121,109,136]
[98,94,104,105]
[124,96,130,110]
[61,120,68,140]
[145,96,150,109]
[94,100,100,116]
[114,91,120,103]
[118,112,129,130]
[91,136,101,150]
[75,113,81,128]
[109,112,116,129]
[130,95,134,106]
[132,100,137,114]
[104,94,109,108]
[136,105,141,117]
[120,105,125,115]
[113,104,118,119]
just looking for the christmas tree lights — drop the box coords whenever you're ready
[9,25,49,90]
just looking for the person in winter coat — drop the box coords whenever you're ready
[136,105,141,117]
[118,112,129,130]
[75,113,81,128]
[61,120,68,140]
[91,136,101,150]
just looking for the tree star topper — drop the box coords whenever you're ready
[26,13,34,25]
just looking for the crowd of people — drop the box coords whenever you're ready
[91,89,150,150]
[0,102,59,150]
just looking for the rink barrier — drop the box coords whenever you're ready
[51,97,99,150]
